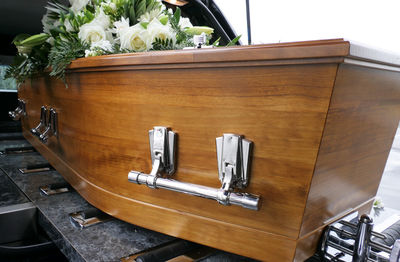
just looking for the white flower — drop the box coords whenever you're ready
[374,197,384,209]
[138,6,164,23]
[120,24,151,52]
[78,7,113,44]
[101,1,117,11]
[92,40,113,51]
[85,49,96,57]
[41,11,61,34]
[113,17,130,38]
[64,18,74,32]
[109,2,117,11]
[46,37,55,46]
[105,30,114,43]
[179,17,192,29]
[147,19,176,46]
[93,8,111,29]
[85,40,113,57]
[17,46,32,55]
[78,23,107,43]
[41,13,51,34]
[69,0,89,13]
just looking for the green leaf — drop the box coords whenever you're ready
[140,22,149,29]
[46,6,64,14]
[48,38,88,84]
[124,2,130,18]
[174,7,181,25]
[129,5,136,24]
[84,10,95,23]
[12,34,31,45]
[226,35,241,47]
[19,33,49,47]
[136,0,146,17]
[146,0,156,12]
[185,26,214,35]
[159,15,169,25]
[151,37,175,51]
[47,1,69,12]
[86,5,95,13]
[60,11,65,21]
[212,37,221,47]
[52,26,66,34]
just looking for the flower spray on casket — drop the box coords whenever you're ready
[6,0,238,86]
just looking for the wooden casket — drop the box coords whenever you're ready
[16,39,400,261]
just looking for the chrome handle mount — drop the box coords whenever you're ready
[39,108,58,143]
[30,106,58,144]
[128,127,261,211]
[31,106,48,137]
[9,99,26,120]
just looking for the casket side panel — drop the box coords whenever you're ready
[300,63,400,239]
[19,131,299,261]
[18,61,339,261]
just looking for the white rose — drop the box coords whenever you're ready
[179,17,193,29]
[78,23,107,43]
[113,17,130,38]
[69,0,89,13]
[92,8,111,29]
[120,24,151,52]
[147,19,176,46]
[105,30,114,44]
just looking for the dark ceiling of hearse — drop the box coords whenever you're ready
[0,0,68,56]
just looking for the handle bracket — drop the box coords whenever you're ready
[31,106,48,137]
[149,126,176,176]
[216,134,252,190]
[39,108,58,143]
[128,127,260,210]
[30,106,58,144]
[8,99,26,121]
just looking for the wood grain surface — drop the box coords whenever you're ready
[69,38,349,70]
[17,39,400,261]
[300,64,400,237]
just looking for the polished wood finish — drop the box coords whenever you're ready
[17,39,400,261]
[300,63,400,237]
[69,38,349,70]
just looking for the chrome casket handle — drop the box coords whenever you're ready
[39,108,58,143]
[128,127,261,211]
[9,99,26,121]
[30,106,48,137]
[30,106,58,143]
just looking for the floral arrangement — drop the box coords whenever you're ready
[6,0,238,85]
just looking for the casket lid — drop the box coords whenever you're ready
[69,39,400,73]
